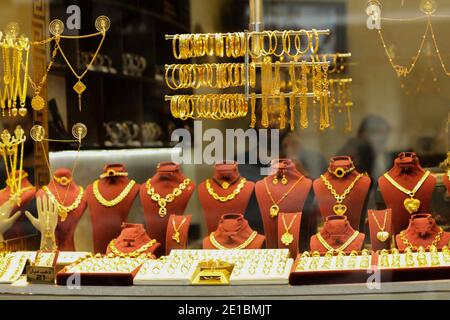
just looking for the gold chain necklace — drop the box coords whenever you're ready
[172,217,187,243]
[42,185,84,222]
[372,211,390,242]
[316,230,360,253]
[264,176,304,218]
[146,178,191,217]
[93,179,136,207]
[320,173,365,216]
[399,227,443,250]
[281,214,297,246]
[383,170,430,214]
[209,230,258,250]
[107,239,157,258]
[205,178,246,202]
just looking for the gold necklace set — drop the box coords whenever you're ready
[93,179,136,208]
[209,230,258,250]
[399,227,444,251]
[264,176,304,218]
[107,239,157,258]
[281,214,297,246]
[316,230,360,253]
[42,185,84,222]
[205,177,247,202]
[383,170,430,214]
[146,178,191,217]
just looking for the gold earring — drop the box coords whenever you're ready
[281,174,288,185]
[272,176,279,185]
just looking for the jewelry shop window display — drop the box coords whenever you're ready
[86,164,140,253]
[198,161,254,233]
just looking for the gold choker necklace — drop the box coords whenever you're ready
[399,227,443,250]
[42,186,84,221]
[206,178,246,202]
[146,178,191,217]
[53,175,72,186]
[209,231,258,250]
[316,230,360,253]
[108,239,157,258]
[93,179,136,207]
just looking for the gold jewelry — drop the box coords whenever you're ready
[99,169,129,179]
[107,239,156,258]
[92,179,136,207]
[320,173,365,216]
[272,176,279,185]
[53,175,72,186]
[328,165,355,179]
[383,171,430,214]
[205,178,246,203]
[146,178,191,217]
[399,227,443,250]
[316,230,360,253]
[264,175,304,218]
[42,186,84,222]
[172,217,187,243]
[209,231,258,250]
[281,214,297,246]
[281,174,288,185]
[371,211,390,242]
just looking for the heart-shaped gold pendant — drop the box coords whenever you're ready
[281,231,294,246]
[333,204,347,215]
[270,204,280,218]
[403,197,420,214]
[377,231,389,242]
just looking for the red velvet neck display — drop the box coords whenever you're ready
[198,162,254,233]
[310,215,365,254]
[368,209,393,251]
[255,159,312,248]
[203,213,265,249]
[106,223,160,256]
[165,214,191,255]
[140,162,194,254]
[313,156,371,230]
[443,171,450,196]
[86,164,140,253]
[0,170,36,239]
[36,168,87,251]
[277,212,302,257]
[379,152,436,235]
[395,213,450,250]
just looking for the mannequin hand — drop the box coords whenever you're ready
[0,199,21,242]
[25,196,58,250]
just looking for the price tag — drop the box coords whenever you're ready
[26,266,55,283]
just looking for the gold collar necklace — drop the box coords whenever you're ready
[316,230,360,253]
[107,238,157,258]
[146,178,191,217]
[42,185,84,221]
[399,227,443,250]
[209,230,258,250]
[93,179,136,207]
[206,177,246,202]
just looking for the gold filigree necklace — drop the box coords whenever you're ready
[93,179,136,207]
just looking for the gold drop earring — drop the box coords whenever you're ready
[272,175,279,185]
[281,174,288,185]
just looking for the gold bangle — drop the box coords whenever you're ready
[310,29,319,54]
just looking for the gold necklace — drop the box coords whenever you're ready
[281,214,297,246]
[399,227,443,251]
[172,217,187,243]
[42,185,84,222]
[108,239,157,258]
[383,170,430,214]
[209,230,258,250]
[205,178,246,202]
[146,178,191,217]
[93,179,136,207]
[372,211,389,242]
[316,230,360,253]
[320,173,365,215]
[264,176,304,218]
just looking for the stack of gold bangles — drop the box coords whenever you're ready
[170,94,248,120]
[165,63,256,89]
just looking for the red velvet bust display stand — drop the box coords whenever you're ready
[203,213,265,249]
[165,214,191,255]
[86,164,140,253]
[277,212,302,257]
[395,213,450,250]
[106,223,160,257]
[36,168,87,251]
[313,156,371,230]
[140,162,194,254]
[368,209,393,251]
[443,172,450,196]
[255,159,312,249]
[0,170,36,239]
[198,162,254,233]
[379,152,436,235]
[310,215,365,254]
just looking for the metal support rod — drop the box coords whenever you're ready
[249,0,264,32]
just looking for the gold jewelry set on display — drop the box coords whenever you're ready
[145,178,191,218]
[272,173,288,185]
[398,227,444,250]
[264,175,304,218]
[107,239,157,258]
[315,231,360,253]
[205,177,247,203]
[65,254,146,273]
[93,179,136,208]
[296,249,371,272]
[209,231,258,250]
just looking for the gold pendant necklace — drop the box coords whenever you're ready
[146,178,191,217]
[383,171,430,214]
[316,230,360,253]
[42,185,84,222]
[371,211,389,242]
[320,173,365,215]
[93,179,136,207]
[281,214,297,246]
[209,230,258,250]
[172,216,187,243]
[264,175,304,218]
[205,178,246,202]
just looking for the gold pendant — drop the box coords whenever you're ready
[59,210,68,222]
[377,231,389,242]
[333,204,347,215]
[31,95,45,111]
[221,182,229,189]
[281,231,294,246]
[172,231,180,243]
[270,204,280,218]
[158,207,167,217]
[403,197,420,214]
[73,80,86,95]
